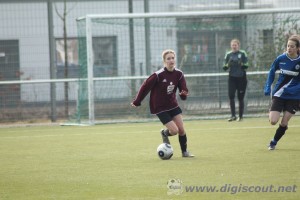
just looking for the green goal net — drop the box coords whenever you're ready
[74,8,300,125]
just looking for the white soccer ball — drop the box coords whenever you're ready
[157,143,173,160]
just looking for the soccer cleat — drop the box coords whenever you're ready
[236,117,243,122]
[161,129,170,144]
[268,140,277,150]
[228,116,237,122]
[182,151,195,157]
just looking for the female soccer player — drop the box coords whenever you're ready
[264,35,300,150]
[131,49,194,157]
[223,39,249,122]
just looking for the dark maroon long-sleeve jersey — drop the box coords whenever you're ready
[132,67,188,114]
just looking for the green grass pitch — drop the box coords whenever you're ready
[0,117,299,200]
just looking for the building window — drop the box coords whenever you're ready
[92,36,117,77]
[56,36,117,78]
[263,29,274,48]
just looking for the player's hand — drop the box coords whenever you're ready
[179,90,188,96]
[223,66,228,71]
[131,102,137,107]
[242,65,248,69]
[179,90,189,100]
[264,88,270,96]
[264,91,270,96]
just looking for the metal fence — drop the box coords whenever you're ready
[1,0,300,123]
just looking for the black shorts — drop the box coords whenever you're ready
[270,97,299,114]
[156,107,182,125]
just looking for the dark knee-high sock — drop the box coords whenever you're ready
[230,99,236,117]
[239,100,244,118]
[179,134,187,153]
[273,125,288,142]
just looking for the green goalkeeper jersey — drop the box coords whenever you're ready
[223,50,249,77]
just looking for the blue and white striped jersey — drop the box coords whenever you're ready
[264,52,300,99]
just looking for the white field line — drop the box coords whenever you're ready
[1,125,300,139]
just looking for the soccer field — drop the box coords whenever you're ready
[0,117,299,200]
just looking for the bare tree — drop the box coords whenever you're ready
[54,1,77,118]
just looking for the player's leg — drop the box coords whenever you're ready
[268,97,282,150]
[228,76,237,121]
[268,110,281,150]
[157,110,179,144]
[236,76,247,121]
[268,99,297,150]
[268,97,283,125]
[269,111,281,125]
[278,111,293,137]
[268,111,292,150]
[164,121,179,136]
[172,113,194,157]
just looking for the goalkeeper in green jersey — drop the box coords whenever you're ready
[223,39,249,122]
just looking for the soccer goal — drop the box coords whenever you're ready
[74,7,300,125]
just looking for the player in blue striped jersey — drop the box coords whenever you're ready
[264,35,300,150]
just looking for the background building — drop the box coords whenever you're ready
[0,0,300,123]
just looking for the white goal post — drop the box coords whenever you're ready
[75,7,300,125]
